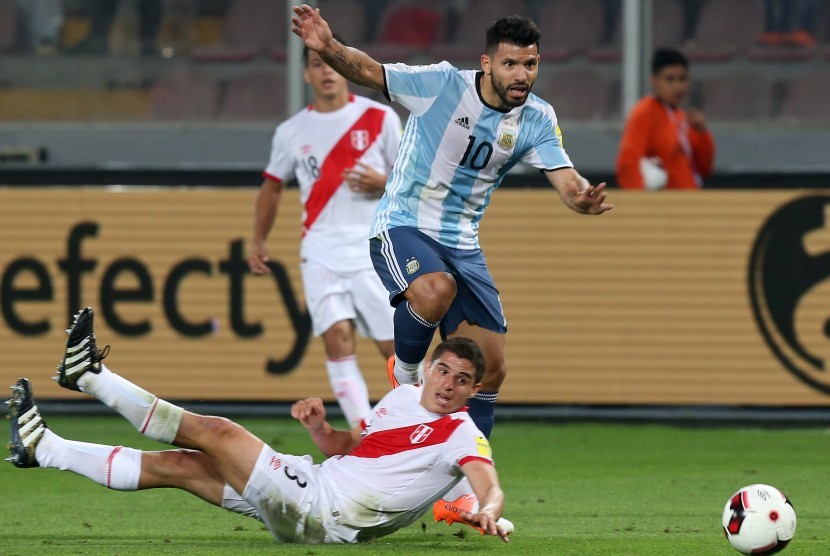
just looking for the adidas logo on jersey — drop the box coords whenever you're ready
[454,116,470,129]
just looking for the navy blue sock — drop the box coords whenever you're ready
[393,301,438,364]
[467,391,498,438]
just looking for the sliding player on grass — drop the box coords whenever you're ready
[7,308,512,544]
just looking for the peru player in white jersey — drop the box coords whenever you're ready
[291,4,612,432]
[248,45,402,427]
[8,309,512,544]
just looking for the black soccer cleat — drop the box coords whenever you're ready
[54,307,109,392]
[6,378,46,468]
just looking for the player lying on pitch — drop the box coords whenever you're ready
[7,308,513,544]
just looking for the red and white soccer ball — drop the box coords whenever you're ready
[722,484,796,554]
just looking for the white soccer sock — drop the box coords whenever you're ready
[443,476,475,502]
[220,483,261,518]
[394,358,424,385]
[78,363,183,444]
[35,429,142,490]
[326,355,371,426]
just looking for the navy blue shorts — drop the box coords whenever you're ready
[369,227,507,338]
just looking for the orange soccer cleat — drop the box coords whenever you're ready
[386,355,400,388]
[433,494,514,536]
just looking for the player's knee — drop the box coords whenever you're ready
[195,415,241,443]
[322,321,355,358]
[483,360,507,390]
[411,273,456,316]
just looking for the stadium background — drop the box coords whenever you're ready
[2,0,830,419]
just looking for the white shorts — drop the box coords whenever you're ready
[300,262,394,339]
[234,445,353,544]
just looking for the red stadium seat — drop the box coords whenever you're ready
[537,68,616,122]
[218,68,287,122]
[317,0,366,46]
[430,0,527,66]
[537,0,606,59]
[191,0,286,62]
[367,2,445,62]
[149,68,220,120]
[699,71,773,121]
[0,0,20,53]
[747,45,815,62]
[652,0,685,48]
[777,70,830,124]
[683,0,765,62]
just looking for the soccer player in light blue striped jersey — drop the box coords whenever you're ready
[291,4,614,440]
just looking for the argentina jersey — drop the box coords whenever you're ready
[371,61,574,250]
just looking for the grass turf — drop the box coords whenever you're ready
[1,416,828,555]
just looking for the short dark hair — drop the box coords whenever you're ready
[651,47,688,75]
[430,337,486,383]
[303,33,347,66]
[485,15,541,55]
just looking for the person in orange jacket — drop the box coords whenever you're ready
[616,47,715,190]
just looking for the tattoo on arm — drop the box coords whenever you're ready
[333,48,362,77]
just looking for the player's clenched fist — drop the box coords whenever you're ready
[291,397,327,431]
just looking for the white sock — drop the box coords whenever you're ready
[326,355,371,426]
[443,476,475,501]
[35,429,142,490]
[78,363,183,444]
[394,359,424,385]
[220,483,261,518]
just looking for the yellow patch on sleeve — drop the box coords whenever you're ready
[476,435,492,458]
[555,124,564,148]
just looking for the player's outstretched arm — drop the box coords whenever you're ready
[545,167,614,215]
[461,460,510,542]
[291,397,362,457]
[291,4,384,91]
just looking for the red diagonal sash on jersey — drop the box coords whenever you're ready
[350,415,466,458]
[302,107,386,234]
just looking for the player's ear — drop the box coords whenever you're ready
[470,382,482,398]
[480,54,491,75]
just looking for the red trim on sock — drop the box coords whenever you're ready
[140,398,159,434]
[106,446,123,489]
[327,355,357,363]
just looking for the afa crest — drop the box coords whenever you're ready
[497,130,516,149]
[405,258,420,275]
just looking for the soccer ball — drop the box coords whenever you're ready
[722,484,796,554]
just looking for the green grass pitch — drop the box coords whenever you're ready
[1,415,828,555]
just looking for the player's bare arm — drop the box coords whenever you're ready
[248,177,285,275]
[291,397,362,457]
[461,460,510,542]
[545,168,614,215]
[291,4,384,90]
